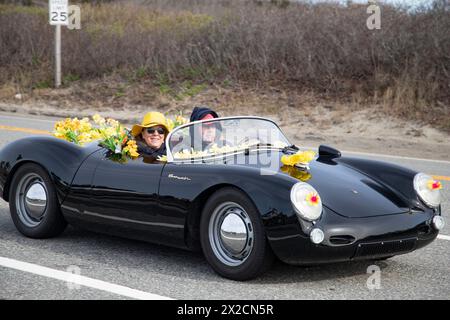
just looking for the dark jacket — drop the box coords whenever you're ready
[136,138,166,159]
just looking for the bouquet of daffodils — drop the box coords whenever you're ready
[93,115,139,162]
[53,117,101,145]
[280,150,316,169]
[53,114,139,162]
[53,112,189,162]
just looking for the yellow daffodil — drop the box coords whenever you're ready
[53,131,66,139]
[174,148,209,159]
[92,114,106,126]
[157,155,167,162]
[166,118,175,132]
[77,132,93,145]
[209,144,236,154]
[71,118,80,131]
[79,118,92,133]
[101,126,116,137]
[175,115,188,126]
[122,140,139,158]
[281,150,316,167]
[106,118,119,128]
[166,113,189,132]
[280,165,312,182]
[90,130,102,140]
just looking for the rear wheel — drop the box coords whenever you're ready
[200,187,274,280]
[9,163,67,238]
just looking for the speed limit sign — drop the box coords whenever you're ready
[49,0,69,25]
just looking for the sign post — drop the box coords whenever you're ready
[49,0,69,88]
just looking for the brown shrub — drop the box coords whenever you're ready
[0,0,448,126]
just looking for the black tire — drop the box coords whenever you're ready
[9,163,67,238]
[200,187,274,281]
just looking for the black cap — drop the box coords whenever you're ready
[190,106,219,122]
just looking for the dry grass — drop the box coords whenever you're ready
[0,0,449,130]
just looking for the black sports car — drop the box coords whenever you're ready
[0,116,445,280]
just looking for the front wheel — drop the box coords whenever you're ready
[9,163,67,238]
[200,187,274,280]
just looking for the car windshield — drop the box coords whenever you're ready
[167,117,291,162]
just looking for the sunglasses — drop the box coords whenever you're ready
[145,127,165,135]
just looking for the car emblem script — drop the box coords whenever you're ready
[168,173,191,181]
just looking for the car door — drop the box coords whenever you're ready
[85,151,185,247]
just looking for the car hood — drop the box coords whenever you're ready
[232,150,412,218]
[305,159,411,218]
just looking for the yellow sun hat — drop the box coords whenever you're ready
[131,112,170,137]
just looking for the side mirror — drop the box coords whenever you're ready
[318,145,341,159]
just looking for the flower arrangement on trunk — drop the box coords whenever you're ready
[53,113,189,162]
[53,117,101,145]
[53,114,139,162]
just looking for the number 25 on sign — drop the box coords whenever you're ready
[49,0,80,29]
[49,0,69,25]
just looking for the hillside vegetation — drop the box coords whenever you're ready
[0,0,449,130]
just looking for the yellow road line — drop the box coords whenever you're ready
[433,176,450,181]
[0,125,50,135]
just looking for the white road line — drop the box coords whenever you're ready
[301,146,450,164]
[0,256,173,300]
[438,234,450,241]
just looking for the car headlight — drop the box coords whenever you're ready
[290,182,323,221]
[432,216,445,231]
[413,173,442,208]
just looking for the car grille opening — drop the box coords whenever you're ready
[417,225,431,235]
[353,238,416,259]
[329,235,356,245]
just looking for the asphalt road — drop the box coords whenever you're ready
[0,112,449,300]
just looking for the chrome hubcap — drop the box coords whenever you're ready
[220,213,247,255]
[25,183,47,219]
[16,173,47,227]
[209,202,254,266]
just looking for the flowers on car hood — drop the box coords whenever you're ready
[281,150,316,167]
[280,165,312,182]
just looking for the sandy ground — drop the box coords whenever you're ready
[0,101,449,161]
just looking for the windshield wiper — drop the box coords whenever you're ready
[253,143,274,148]
[243,143,285,155]
[282,144,299,153]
